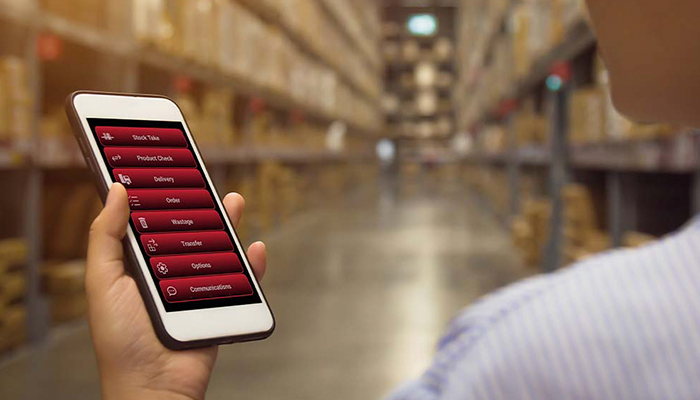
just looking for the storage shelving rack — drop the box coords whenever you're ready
[382,3,458,162]
[454,6,700,272]
[0,0,385,352]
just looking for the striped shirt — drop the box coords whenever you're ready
[387,219,700,399]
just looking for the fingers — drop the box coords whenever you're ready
[223,193,267,280]
[223,193,245,227]
[86,184,131,289]
[247,241,267,280]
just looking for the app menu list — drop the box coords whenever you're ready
[98,126,253,303]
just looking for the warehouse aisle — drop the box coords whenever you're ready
[0,178,526,400]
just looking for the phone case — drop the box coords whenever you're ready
[65,91,275,350]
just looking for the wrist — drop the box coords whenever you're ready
[101,373,203,400]
[103,387,199,400]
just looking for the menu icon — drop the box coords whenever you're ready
[118,174,132,186]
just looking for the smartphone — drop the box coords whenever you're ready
[66,91,274,349]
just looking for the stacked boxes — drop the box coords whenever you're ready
[599,73,634,142]
[132,0,382,133]
[201,89,237,148]
[562,184,611,263]
[569,88,606,144]
[624,232,657,248]
[44,184,101,261]
[570,83,675,144]
[0,238,28,354]
[512,185,612,268]
[514,100,550,146]
[133,0,218,66]
[0,0,32,12]
[0,57,33,154]
[256,162,279,231]
[434,38,454,64]
[589,59,676,142]
[321,0,382,69]
[175,89,237,150]
[39,107,81,166]
[455,0,590,129]
[43,260,87,324]
[217,0,264,80]
[479,125,507,154]
[225,162,377,238]
[511,0,571,79]
[512,199,551,268]
[180,0,220,66]
[41,0,107,30]
[473,168,510,215]
[559,0,590,28]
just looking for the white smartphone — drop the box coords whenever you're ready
[66,92,275,349]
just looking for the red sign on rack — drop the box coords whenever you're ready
[37,33,64,61]
[550,62,572,83]
[496,98,519,119]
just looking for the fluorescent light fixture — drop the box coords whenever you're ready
[407,14,438,36]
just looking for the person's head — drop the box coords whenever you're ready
[586,0,700,127]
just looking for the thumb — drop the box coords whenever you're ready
[86,183,131,290]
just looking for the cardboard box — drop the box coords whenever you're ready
[570,88,606,144]
[624,232,657,248]
[0,305,27,352]
[51,295,88,324]
[0,238,28,267]
[0,272,25,304]
[43,260,85,296]
[45,185,99,260]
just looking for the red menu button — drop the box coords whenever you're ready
[113,168,205,188]
[150,253,243,278]
[159,274,253,303]
[96,126,187,147]
[131,210,223,233]
[141,232,233,256]
[127,189,214,210]
[105,147,196,168]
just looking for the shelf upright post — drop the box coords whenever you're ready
[606,172,624,247]
[694,172,700,216]
[25,2,49,343]
[505,106,521,220]
[606,172,637,247]
[693,134,700,215]
[543,63,572,273]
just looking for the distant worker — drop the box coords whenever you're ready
[85,1,700,399]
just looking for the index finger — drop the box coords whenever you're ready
[223,193,245,227]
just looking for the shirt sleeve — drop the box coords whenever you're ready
[384,273,556,400]
[386,231,700,400]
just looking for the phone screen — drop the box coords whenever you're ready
[87,118,262,312]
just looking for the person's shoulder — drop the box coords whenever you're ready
[448,224,698,342]
[387,228,700,399]
[437,227,700,398]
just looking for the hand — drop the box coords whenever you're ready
[86,184,267,400]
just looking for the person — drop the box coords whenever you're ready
[86,1,700,399]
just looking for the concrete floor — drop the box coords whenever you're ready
[0,177,526,400]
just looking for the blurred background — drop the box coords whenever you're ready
[0,0,695,399]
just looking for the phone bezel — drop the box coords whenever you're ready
[70,92,274,344]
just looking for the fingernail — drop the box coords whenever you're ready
[105,183,120,207]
